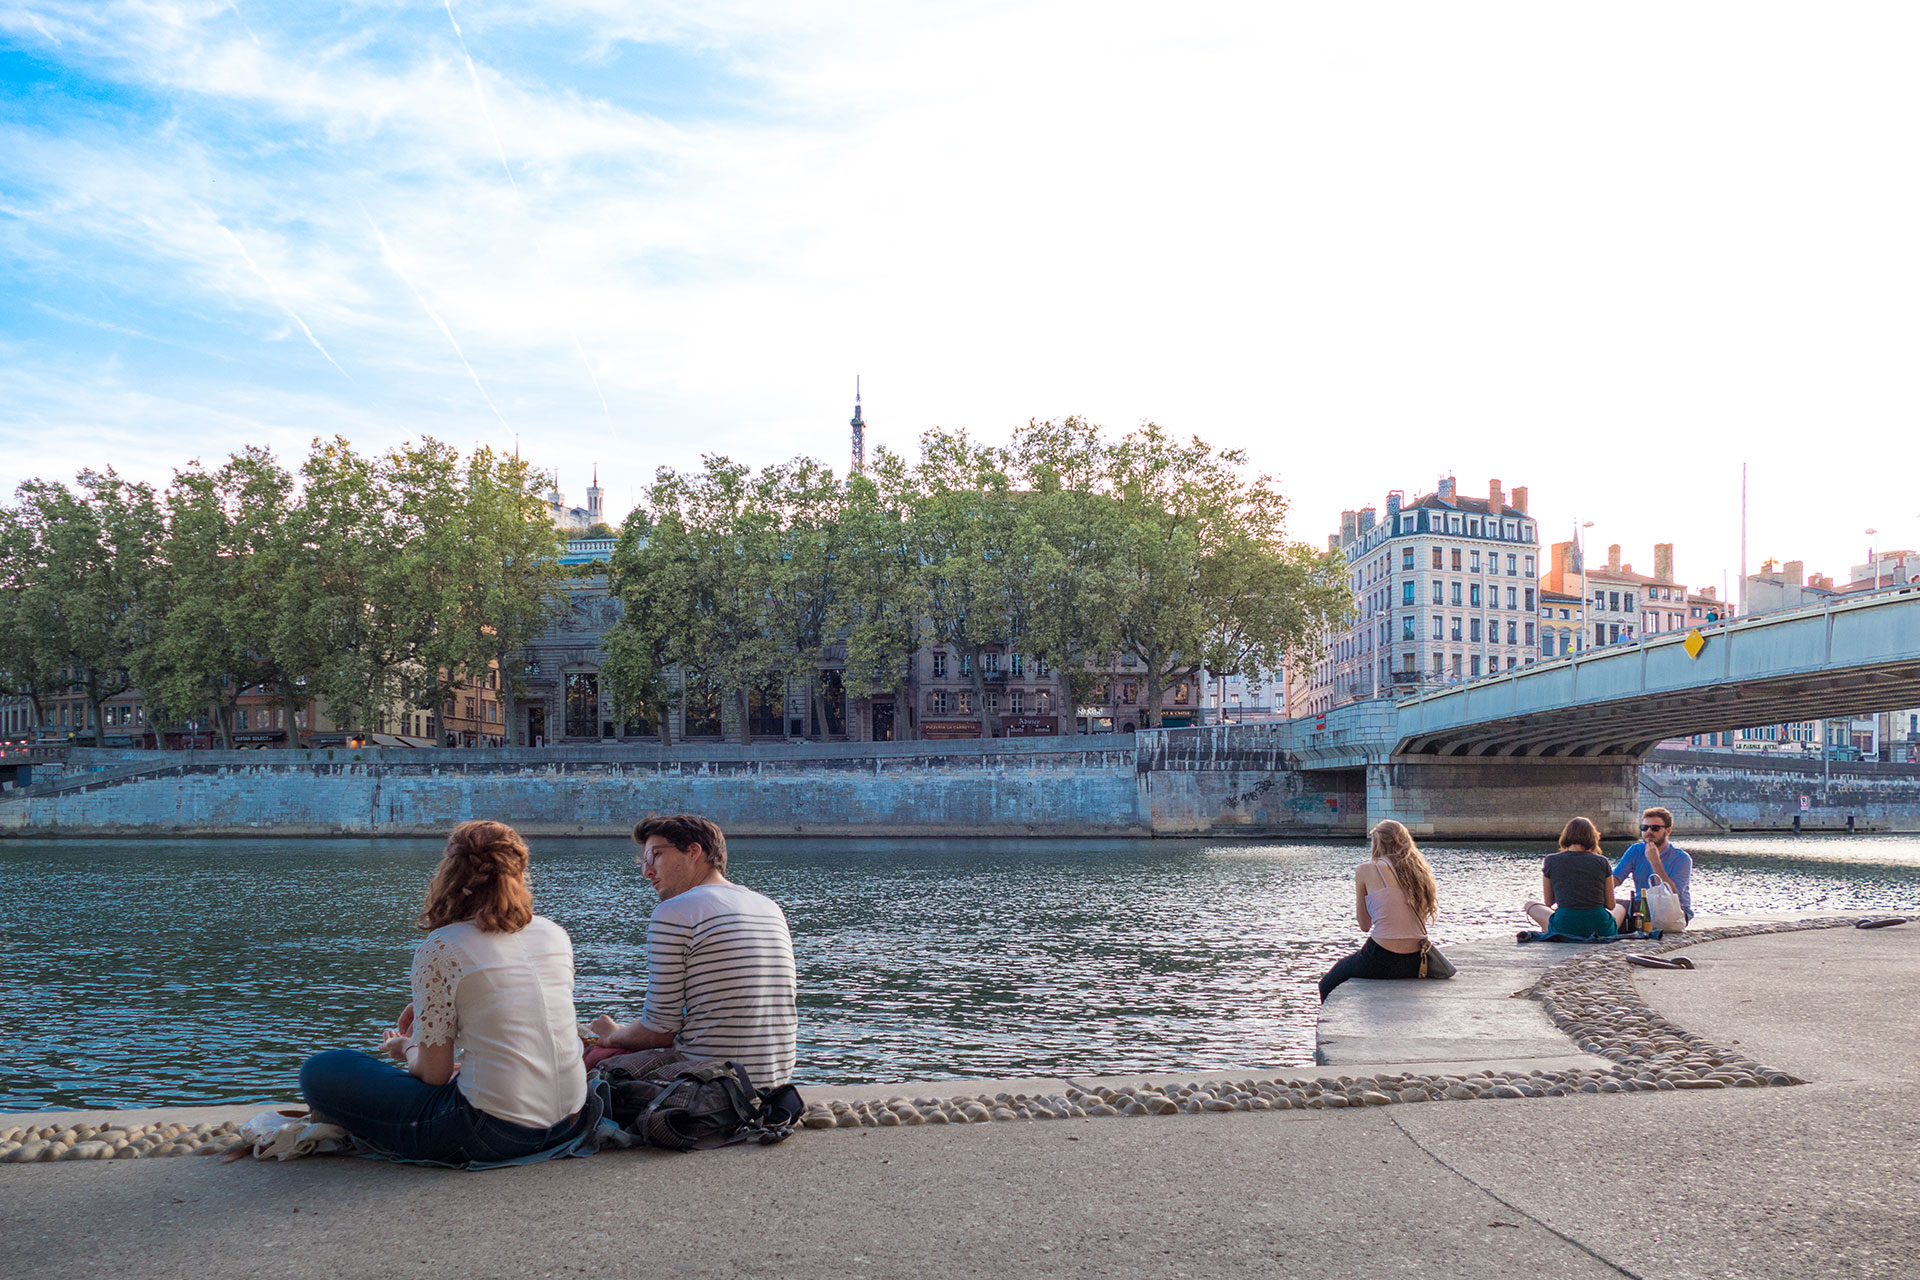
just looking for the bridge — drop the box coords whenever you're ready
[1152,586,1920,838]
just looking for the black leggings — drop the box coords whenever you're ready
[1319,938,1424,1001]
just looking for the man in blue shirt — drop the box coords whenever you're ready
[1613,806,1693,923]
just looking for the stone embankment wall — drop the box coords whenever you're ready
[1641,750,1920,834]
[0,732,1364,839]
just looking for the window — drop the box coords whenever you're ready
[1451,549,1462,571]
[1451,582,1462,605]
[1525,588,1535,611]
[1431,617,1443,640]
[1506,621,1517,644]
[1608,591,1620,612]
[1037,690,1053,712]
[984,692,999,714]
[1470,550,1481,572]
[1432,582,1444,604]
[465,697,477,720]
[1624,593,1636,612]
[1469,619,1482,641]
[1035,657,1051,678]
[1469,584,1481,606]
[1010,690,1025,713]
[1507,657,1518,670]
[1608,624,1620,644]
[1402,583,1415,605]
[1542,631,1554,656]
[932,652,948,678]
[1525,622,1535,645]
[1451,654,1462,675]
[983,652,1000,675]
[1506,554,1517,575]
[1010,652,1024,675]
[1470,656,1482,677]
[1506,586,1517,609]
[1525,555,1535,576]
[1432,654,1445,674]
[961,653,973,676]
[1432,547,1444,569]
[1120,681,1136,703]
[957,690,973,713]
[930,691,948,714]
[1450,617,1463,640]
[1403,548,1415,569]
[1402,617,1416,641]
[1174,681,1190,704]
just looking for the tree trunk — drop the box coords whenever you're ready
[735,687,751,745]
[496,648,517,749]
[283,688,304,748]
[88,689,107,747]
[214,701,234,750]
[1143,655,1164,731]
[968,648,994,738]
[1059,664,1078,734]
[434,689,450,748]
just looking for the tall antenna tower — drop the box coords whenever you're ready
[850,377,865,475]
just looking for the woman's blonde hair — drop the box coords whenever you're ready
[419,820,534,933]
[1558,816,1602,853]
[1369,819,1439,923]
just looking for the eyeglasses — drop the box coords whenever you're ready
[1639,823,1667,831]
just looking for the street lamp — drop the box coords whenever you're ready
[1575,520,1596,651]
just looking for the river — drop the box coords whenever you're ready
[3,833,1917,1110]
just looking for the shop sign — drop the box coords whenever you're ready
[920,719,984,740]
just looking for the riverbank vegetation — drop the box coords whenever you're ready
[0,439,565,747]
[602,419,1350,740]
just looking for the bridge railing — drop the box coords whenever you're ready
[1395,580,1920,712]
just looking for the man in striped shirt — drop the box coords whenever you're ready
[588,814,798,1090]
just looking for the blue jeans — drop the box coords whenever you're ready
[299,1050,583,1167]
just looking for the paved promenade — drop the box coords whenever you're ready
[2,922,1914,1279]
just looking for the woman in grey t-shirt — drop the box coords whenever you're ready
[1523,817,1625,937]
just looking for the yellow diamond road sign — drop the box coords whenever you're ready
[1683,628,1707,660]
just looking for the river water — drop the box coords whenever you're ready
[3,833,1917,1111]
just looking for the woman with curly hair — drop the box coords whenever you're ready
[1319,819,1441,1001]
[299,820,588,1166]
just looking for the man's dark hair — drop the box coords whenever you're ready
[633,813,728,871]
[1641,806,1674,829]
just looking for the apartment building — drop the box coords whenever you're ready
[1305,477,1541,714]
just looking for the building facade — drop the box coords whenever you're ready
[1306,476,1541,714]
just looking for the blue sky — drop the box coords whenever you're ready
[2,1,1917,589]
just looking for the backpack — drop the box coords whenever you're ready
[602,1058,804,1152]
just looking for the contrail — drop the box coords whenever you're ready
[443,0,517,190]
[222,0,262,46]
[218,224,352,381]
[441,0,616,439]
[364,211,510,430]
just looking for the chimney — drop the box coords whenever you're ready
[1326,534,1339,553]
[1358,506,1376,533]
[1510,485,1528,514]
[1607,544,1621,572]
[1437,475,1456,504]
[1488,479,1503,513]
[1386,490,1403,519]
[1339,511,1357,545]
[1699,586,1717,600]
[1653,543,1673,583]
[1784,559,1804,587]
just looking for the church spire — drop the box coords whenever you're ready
[850,377,865,475]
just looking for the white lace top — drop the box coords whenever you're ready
[410,916,586,1130]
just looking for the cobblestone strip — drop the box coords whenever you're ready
[0,1119,246,1163]
[792,917,1885,1133]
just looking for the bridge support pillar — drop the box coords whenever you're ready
[1367,756,1641,841]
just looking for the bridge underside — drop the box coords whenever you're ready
[1394,660,1920,759]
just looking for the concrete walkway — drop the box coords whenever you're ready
[2,922,1915,1279]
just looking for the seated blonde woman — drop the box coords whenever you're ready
[1523,816,1625,938]
[1319,819,1440,1001]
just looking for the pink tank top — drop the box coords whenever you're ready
[1366,860,1429,940]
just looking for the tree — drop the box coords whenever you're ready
[462,446,568,746]
[1009,418,1124,733]
[0,502,65,730]
[14,471,165,746]
[763,457,847,740]
[831,447,925,740]
[910,429,1023,737]
[1102,424,1349,728]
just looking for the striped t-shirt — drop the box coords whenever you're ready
[639,882,798,1089]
